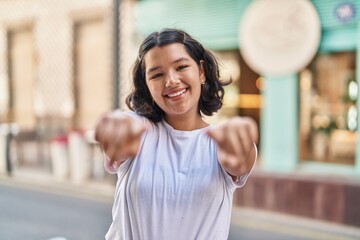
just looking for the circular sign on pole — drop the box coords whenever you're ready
[239,0,321,76]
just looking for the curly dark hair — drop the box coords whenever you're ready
[126,28,231,122]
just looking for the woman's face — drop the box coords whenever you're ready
[144,43,205,120]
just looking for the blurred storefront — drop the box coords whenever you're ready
[0,0,136,183]
[133,0,360,227]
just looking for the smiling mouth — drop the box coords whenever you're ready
[166,88,187,98]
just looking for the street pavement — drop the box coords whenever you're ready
[1,169,360,240]
[0,183,112,240]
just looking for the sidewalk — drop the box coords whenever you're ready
[0,167,115,203]
[2,168,360,240]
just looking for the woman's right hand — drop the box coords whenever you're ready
[94,111,146,169]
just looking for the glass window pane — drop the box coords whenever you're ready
[299,51,356,165]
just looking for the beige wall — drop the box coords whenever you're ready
[0,0,137,131]
[119,0,137,110]
[74,19,110,129]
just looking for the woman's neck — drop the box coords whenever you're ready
[164,114,208,131]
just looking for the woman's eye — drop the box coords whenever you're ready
[151,73,163,79]
[177,65,188,71]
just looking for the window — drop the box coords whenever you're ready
[7,27,36,130]
[299,52,357,165]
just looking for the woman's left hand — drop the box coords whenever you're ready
[207,116,258,178]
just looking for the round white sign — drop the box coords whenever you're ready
[239,0,321,76]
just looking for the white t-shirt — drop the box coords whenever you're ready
[105,112,255,240]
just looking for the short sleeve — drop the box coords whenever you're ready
[103,152,132,174]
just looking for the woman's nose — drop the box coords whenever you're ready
[165,72,180,88]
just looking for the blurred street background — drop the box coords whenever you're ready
[1,0,360,239]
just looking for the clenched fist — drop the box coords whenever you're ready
[94,112,146,171]
[207,116,258,178]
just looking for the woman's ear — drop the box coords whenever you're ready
[199,60,205,79]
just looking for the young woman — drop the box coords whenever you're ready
[95,28,258,240]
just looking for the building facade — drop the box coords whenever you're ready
[0,0,112,173]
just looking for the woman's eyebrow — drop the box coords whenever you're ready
[172,57,189,64]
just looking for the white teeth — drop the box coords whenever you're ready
[168,89,186,98]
